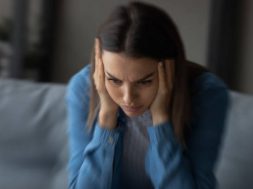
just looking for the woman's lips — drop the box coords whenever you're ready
[122,105,143,113]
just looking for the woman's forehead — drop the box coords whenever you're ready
[102,51,158,81]
[102,51,157,68]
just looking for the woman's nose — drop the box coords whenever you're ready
[122,86,137,105]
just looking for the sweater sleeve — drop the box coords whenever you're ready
[145,82,230,188]
[66,65,121,189]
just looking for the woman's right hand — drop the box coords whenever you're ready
[93,38,119,129]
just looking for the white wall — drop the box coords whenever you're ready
[52,0,211,83]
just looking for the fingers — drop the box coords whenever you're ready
[99,57,105,85]
[94,60,105,93]
[165,59,174,91]
[158,60,174,92]
[93,38,105,92]
[158,62,168,92]
[95,38,101,62]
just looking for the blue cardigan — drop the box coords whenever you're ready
[66,64,230,189]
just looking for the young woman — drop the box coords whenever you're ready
[66,2,230,189]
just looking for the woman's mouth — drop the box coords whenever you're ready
[122,105,143,114]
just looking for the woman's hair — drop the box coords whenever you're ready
[87,1,207,145]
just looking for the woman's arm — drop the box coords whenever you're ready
[145,82,230,188]
[66,65,121,189]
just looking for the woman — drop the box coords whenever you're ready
[66,1,230,189]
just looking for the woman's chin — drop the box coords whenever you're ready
[121,106,146,117]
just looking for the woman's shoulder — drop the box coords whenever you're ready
[188,61,229,95]
[67,64,91,90]
[69,64,91,85]
[187,62,230,111]
[192,72,228,93]
[66,64,91,103]
[190,71,230,112]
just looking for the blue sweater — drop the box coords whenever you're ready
[66,64,230,189]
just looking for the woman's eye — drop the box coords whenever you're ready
[138,80,152,85]
[108,78,122,85]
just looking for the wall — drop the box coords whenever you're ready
[0,0,12,18]
[52,0,211,83]
[238,0,253,94]
[0,0,41,45]
[2,0,252,94]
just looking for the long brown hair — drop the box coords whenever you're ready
[87,1,207,144]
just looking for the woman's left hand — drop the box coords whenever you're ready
[150,60,175,125]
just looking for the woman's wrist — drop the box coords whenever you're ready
[98,109,118,129]
[152,113,170,126]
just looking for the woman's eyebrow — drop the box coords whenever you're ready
[105,71,155,82]
[105,72,119,80]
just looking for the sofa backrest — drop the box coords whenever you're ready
[0,79,253,189]
[215,91,253,189]
[0,79,68,189]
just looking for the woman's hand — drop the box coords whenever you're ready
[150,60,175,125]
[93,38,119,129]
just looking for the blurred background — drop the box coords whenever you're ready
[1,1,253,189]
[0,0,252,93]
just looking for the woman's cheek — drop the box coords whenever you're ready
[147,84,159,105]
[105,80,110,91]
[105,81,119,103]
[105,81,113,96]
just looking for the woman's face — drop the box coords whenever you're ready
[102,50,159,117]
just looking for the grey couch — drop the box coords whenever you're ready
[0,79,253,189]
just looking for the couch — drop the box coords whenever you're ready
[0,78,253,189]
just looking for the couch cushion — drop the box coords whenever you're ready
[0,79,68,189]
[216,91,253,189]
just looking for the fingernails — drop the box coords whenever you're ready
[158,62,164,69]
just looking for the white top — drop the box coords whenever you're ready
[121,110,154,189]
